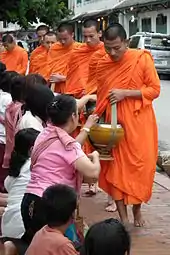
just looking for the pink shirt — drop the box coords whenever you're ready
[26,124,85,197]
[26,225,78,255]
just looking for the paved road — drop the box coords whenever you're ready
[154,79,170,150]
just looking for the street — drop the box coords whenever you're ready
[154,78,170,150]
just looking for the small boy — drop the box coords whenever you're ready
[26,184,78,255]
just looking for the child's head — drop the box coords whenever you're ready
[0,70,19,93]
[42,184,77,228]
[25,74,47,88]
[9,128,40,178]
[10,74,26,102]
[25,84,54,123]
[80,218,130,255]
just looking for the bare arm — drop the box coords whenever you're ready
[74,152,101,179]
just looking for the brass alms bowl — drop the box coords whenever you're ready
[89,124,124,160]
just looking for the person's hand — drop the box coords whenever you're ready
[109,89,127,104]
[88,151,100,161]
[50,73,66,83]
[84,114,99,129]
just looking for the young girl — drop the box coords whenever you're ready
[1,128,40,238]
[80,218,131,255]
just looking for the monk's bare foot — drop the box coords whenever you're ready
[133,204,145,227]
[105,201,117,212]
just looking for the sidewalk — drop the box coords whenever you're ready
[80,173,170,255]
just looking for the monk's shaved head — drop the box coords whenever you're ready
[103,23,127,41]
[43,31,57,49]
[57,23,74,34]
[2,34,16,51]
[2,34,14,44]
[83,19,99,32]
[36,25,50,44]
[82,19,101,47]
[57,23,74,47]
[36,25,49,33]
[104,24,128,61]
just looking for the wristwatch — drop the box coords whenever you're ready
[81,127,90,133]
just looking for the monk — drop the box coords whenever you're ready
[0,34,28,75]
[94,23,160,226]
[29,32,57,80]
[48,23,81,93]
[36,25,49,46]
[65,19,104,98]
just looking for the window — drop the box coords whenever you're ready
[129,20,138,36]
[77,0,82,4]
[142,18,151,32]
[156,14,167,34]
[129,36,140,48]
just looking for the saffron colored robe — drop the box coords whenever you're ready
[65,42,104,99]
[86,47,106,95]
[47,42,81,93]
[29,45,49,80]
[94,49,160,204]
[0,45,28,75]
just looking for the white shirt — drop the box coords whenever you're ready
[1,159,31,238]
[0,90,12,144]
[18,110,44,132]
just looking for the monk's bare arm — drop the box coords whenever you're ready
[76,95,97,112]
[124,90,142,99]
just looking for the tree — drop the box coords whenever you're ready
[0,0,71,28]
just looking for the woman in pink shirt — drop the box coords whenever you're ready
[21,94,100,245]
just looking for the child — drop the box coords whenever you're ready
[1,128,40,238]
[26,184,78,255]
[80,218,131,255]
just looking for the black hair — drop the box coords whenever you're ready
[103,23,127,41]
[10,75,26,102]
[9,128,40,178]
[18,41,24,48]
[36,25,49,33]
[83,19,100,32]
[25,84,54,123]
[2,34,14,44]
[0,62,6,73]
[0,71,19,93]
[42,184,77,227]
[47,94,77,126]
[25,74,47,88]
[80,218,131,255]
[57,22,74,34]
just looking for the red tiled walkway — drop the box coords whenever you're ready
[80,176,170,255]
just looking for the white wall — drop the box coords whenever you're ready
[0,21,21,32]
[119,8,170,38]
[71,0,124,16]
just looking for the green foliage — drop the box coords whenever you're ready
[0,0,71,28]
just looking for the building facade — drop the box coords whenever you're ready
[116,0,170,37]
[0,21,21,33]
[69,0,170,40]
[69,0,124,41]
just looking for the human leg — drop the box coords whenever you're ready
[132,204,145,227]
[105,195,117,212]
[21,193,47,244]
[115,200,128,225]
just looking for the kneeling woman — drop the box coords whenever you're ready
[21,94,101,244]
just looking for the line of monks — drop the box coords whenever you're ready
[0,20,160,227]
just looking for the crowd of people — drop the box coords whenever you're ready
[0,19,160,255]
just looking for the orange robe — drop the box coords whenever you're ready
[86,47,106,95]
[0,45,28,75]
[94,49,160,205]
[29,45,49,80]
[65,42,104,99]
[47,42,81,93]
